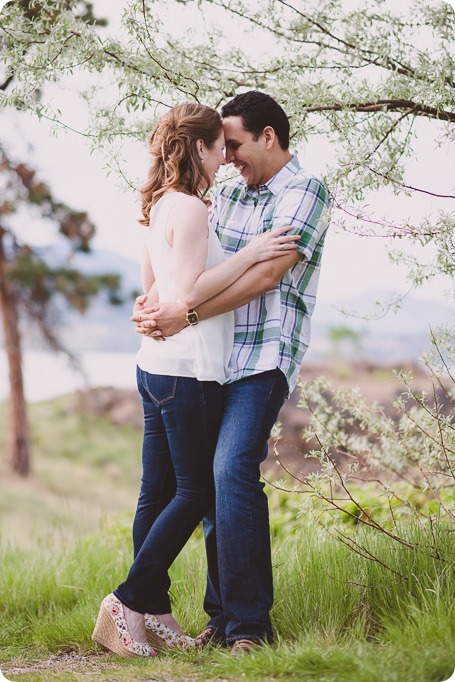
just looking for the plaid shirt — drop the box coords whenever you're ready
[209,155,331,394]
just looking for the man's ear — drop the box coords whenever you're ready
[262,126,276,149]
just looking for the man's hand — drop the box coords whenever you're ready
[131,300,188,338]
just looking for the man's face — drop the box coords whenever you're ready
[222,116,268,186]
[203,130,226,187]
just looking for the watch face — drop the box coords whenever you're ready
[187,310,198,325]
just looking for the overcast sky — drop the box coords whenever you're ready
[1,0,454,309]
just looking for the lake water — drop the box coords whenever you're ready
[0,350,138,402]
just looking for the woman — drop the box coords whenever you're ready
[92,103,297,658]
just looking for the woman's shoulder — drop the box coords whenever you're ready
[172,193,208,218]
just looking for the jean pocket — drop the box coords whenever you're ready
[141,372,178,405]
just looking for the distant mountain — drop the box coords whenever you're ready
[68,248,141,294]
[314,290,452,335]
[0,247,142,354]
[59,249,142,353]
[2,248,453,360]
[308,289,453,363]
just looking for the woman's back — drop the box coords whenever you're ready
[136,192,234,383]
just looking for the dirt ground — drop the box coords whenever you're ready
[2,651,228,681]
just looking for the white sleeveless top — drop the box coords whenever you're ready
[136,192,234,384]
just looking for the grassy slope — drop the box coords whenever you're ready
[1,397,455,682]
[0,396,143,548]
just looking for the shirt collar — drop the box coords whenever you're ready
[243,155,300,198]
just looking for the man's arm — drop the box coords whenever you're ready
[199,250,299,319]
[134,250,299,337]
[134,175,330,337]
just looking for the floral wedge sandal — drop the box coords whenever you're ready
[92,593,157,658]
[144,613,195,649]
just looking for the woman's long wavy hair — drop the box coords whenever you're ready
[139,103,223,227]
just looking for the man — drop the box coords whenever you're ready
[133,91,331,653]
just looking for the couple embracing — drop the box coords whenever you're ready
[92,91,331,657]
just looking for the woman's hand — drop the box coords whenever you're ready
[244,226,299,263]
[131,301,188,338]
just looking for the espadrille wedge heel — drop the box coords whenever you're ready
[92,594,157,658]
[144,614,195,649]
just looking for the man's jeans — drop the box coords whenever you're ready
[203,368,289,643]
[114,367,224,614]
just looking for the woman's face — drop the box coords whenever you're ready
[201,131,226,187]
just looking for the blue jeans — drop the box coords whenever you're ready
[203,369,289,644]
[114,367,224,614]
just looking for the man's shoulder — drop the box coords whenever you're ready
[276,170,331,212]
[281,168,328,194]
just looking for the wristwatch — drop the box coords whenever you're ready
[186,309,199,326]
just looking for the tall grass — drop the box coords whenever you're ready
[1,396,455,680]
[2,518,455,681]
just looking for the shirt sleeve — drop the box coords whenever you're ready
[272,177,331,261]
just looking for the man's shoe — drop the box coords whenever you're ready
[230,638,260,655]
[195,626,225,647]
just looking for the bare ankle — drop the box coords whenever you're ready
[123,605,147,643]
[153,613,184,635]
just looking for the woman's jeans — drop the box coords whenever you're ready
[203,368,289,644]
[114,367,224,614]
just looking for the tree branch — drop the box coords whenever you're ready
[206,0,453,88]
[364,165,455,199]
[364,110,414,161]
[138,0,201,99]
[275,0,454,88]
[303,100,455,123]
[0,74,14,91]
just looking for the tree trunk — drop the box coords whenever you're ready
[0,229,30,476]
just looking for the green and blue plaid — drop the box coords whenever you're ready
[209,155,331,394]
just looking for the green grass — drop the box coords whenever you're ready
[1,397,455,681]
[0,396,143,547]
[2,523,455,681]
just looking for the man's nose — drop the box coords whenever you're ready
[225,149,235,164]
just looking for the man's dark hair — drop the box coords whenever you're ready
[221,91,290,150]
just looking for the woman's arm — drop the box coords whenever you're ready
[132,250,300,338]
[171,196,298,309]
[141,243,155,294]
[134,243,158,315]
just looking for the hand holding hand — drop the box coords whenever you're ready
[131,300,188,339]
[133,293,149,317]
